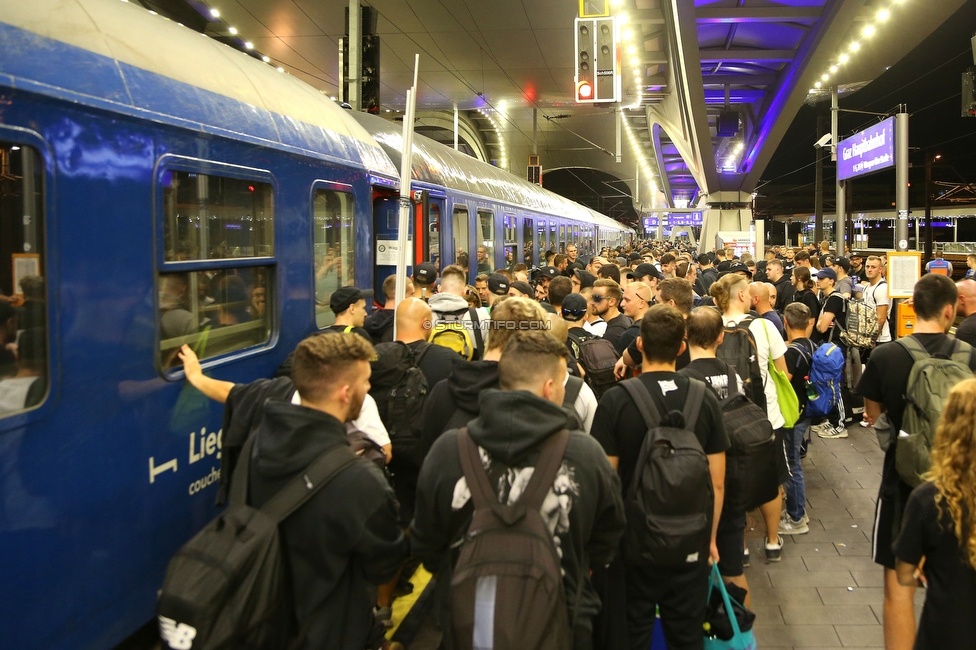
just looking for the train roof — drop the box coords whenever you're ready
[349,111,633,233]
[0,0,398,179]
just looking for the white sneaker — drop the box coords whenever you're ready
[818,424,849,439]
[779,515,810,535]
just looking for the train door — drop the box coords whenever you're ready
[411,190,443,270]
[451,203,469,270]
[372,190,406,304]
[523,215,535,266]
[537,218,547,268]
[503,213,517,271]
[475,208,494,276]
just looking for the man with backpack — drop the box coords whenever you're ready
[325,286,373,341]
[428,265,489,361]
[812,267,850,438]
[781,303,816,535]
[411,331,626,650]
[856,274,976,650]
[172,335,409,650]
[592,305,728,650]
[420,297,549,453]
[679,306,772,608]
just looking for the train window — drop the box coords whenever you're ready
[429,204,441,268]
[537,218,547,263]
[477,210,494,274]
[503,215,517,270]
[0,143,47,417]
[314,189,356,328]
[452,205,468,266]
[158,267,272,369]
[523,217,534,266]
[162,171,274,261]
[573,225,580,244]
[549,221,557,253]
[558,224,566,253]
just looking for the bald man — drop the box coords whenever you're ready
[750,281,785,337]
[394,297,458,389]
[955,279,976,347]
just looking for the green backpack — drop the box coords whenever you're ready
[896,336,974,487]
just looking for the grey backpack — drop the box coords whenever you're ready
[450,428,574,650]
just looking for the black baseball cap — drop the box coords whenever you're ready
[833,257,851,273]
[729,262,752,278]
[633,263,662,281]
[540,266,559,279]
[487,273,510,296]
[628,252,642,261]
[510,281,534,297]
[413,262,437,285]
[330,286,373,314]
[561,293,588,321]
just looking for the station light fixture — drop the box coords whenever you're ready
[228,26,237,35]
[209,8,219,18]
[810,1,905,97]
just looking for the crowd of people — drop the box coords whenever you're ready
[171,239,976,650]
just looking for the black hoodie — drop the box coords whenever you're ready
[363,309,395,344]
[248,400,409,650]
[772,274,796,314]
[411,389,625,644]
[420,357,499,454]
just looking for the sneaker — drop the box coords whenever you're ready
[374,606,394,629]
[765,535,783,562]
[779,515,810,535]
[817,424,849,439]
[742,547,750,568]
[859,420,871,427]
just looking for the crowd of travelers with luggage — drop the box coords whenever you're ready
[156,238,976,650]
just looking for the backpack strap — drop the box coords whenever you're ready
[412,341,432,366]
[231,432,359,521]
[564,375,584,407]
[343,325,354,333]
[468,307,484,355]
[620,377,664,430]
[457,427,502,512]
[896,336,932,365]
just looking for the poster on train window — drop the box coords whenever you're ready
[11,253,40,296]
[887,252,921,298]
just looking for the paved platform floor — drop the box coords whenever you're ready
[744,423,924,649]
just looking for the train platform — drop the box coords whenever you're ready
[380,423,926,650]
[744,424,924,649]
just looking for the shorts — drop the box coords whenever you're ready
[872,451,915,570]
[716,510,747,577]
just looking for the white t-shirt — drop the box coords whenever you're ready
[583,318,607,338]
[565,371,597,434]
[725,314,787,429]
[291,391,391,448]
[863,280,891,343]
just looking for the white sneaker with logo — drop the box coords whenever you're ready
[779,515,810,535]
[817,424,849,439]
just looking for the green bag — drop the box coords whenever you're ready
[763,322,800,428]
[895,337,973,487]
[704,564,757,650]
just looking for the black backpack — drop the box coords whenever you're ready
[157,434,359,650]
[450,428,575,650]
[619,378,714,568]
[568,331,618,399]
[562,374,585,431]
[716,316,767,412]
[369,341,431,470]
[715,369,781,513]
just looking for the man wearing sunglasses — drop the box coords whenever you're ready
[590,279,632,348]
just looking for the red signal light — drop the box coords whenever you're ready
[577,80,593,101]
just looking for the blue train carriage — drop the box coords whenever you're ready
[348,111,633,300]
[0,0,399,647]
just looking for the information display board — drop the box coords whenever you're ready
[887,251,922,298]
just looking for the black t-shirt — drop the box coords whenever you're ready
[322,324,371,342]
[894,482,976,650]
[592,372,728,494]
[955,313,976,349]
[615,324,640,357]
[792,289,821,323]
[784,338,813,409]
[602,313,633,348]
[408,341,457,389]
[679,358,743,400]
[857,334,976,495]
[626,337,691,371]
[813,292,846,348]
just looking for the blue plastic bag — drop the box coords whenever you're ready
[704,564,757,650]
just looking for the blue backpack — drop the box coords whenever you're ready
[789,340,845,419]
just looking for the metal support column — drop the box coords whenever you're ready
[895,111,910,251]
[815,115,825,245]
[832,87,845,255]
[348,0,360,111]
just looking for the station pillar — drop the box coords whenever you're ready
[699,191,754,253]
